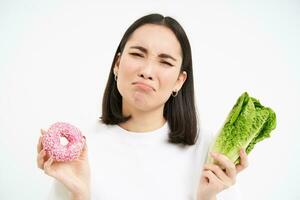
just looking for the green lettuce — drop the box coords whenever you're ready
[208,92,276,164]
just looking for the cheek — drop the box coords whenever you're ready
[159,70,178,90]
[155,71,178,101]
[116,57,139,97]
[119,56,140,75]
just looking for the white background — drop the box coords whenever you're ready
[0,0,299,199]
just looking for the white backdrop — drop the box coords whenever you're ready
[0,0,299,199]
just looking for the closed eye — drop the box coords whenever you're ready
[161,61,174,67]
[129,52,144,57]
[129,52,173,66]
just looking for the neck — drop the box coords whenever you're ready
[119,100,166,132]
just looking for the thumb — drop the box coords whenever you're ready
[40,129,47,135]
[81,136,88,156]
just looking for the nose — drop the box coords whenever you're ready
[138,61,154,80]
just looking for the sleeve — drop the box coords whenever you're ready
[216,184,243,200]
[47,179,71,200]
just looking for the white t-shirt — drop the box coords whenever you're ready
[47,121,241,200]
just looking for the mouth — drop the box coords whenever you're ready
[132,82,155,92]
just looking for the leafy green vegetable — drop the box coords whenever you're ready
[208,92,277,164]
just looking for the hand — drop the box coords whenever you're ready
[197,149,248,200]
[36,129,91,200]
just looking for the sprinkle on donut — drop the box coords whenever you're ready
[42,122,85,161]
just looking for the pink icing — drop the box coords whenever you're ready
[42,122,85,161]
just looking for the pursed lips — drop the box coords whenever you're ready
[132,81,156,91]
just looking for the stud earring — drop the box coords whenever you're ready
[172,90,178,97]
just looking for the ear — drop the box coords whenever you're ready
[114,53,121,75]
[173,71,187,91]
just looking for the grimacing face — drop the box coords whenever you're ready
[114,24,187,112]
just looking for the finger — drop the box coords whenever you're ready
[43,156,54,175]
[203,164,234,187]
[80,137,88,158]
[82,136,87,151]
[40,129,47,135]
[202,170,227,191]
[210,152,236,179]
[37,149,47,169]
[236,148,249,173]
[37,136,43,153]
[37,129,46,153]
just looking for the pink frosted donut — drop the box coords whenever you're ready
[42,122,85,161]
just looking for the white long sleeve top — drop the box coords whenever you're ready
[48,121,241,200]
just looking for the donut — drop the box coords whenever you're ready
[42,122,85,161]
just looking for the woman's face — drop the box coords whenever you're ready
[114,24,187,112]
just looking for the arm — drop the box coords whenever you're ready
[37,129,91,200]
[197,149,248,200]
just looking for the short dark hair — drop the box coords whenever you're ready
[100,13,199,146]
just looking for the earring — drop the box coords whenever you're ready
[114,74,118,81]
[172,90,178,97]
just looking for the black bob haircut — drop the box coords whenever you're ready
[100,13,199,146]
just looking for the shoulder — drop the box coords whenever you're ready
[80,119,115,139]
[188,128,215,167]
[195,127,215,150]
[78,120,117,152]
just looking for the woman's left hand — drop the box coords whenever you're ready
[197,149,249,200]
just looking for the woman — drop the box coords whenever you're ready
[37,13,248,200]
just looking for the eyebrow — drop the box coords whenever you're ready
[129,46,177,61]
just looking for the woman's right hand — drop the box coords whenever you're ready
[37,129,91,200]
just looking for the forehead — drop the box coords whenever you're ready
[125,24,182,58]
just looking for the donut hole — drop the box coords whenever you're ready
[59,136,69,146]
